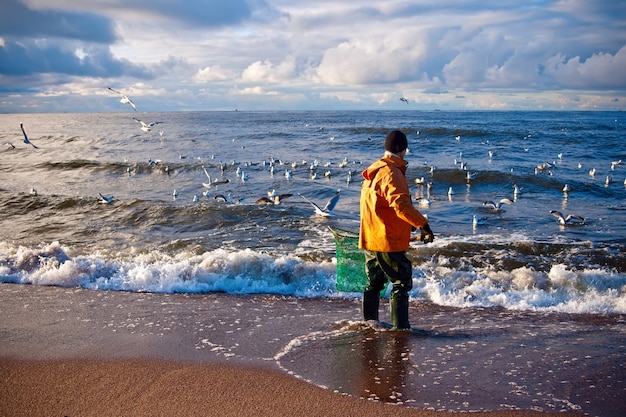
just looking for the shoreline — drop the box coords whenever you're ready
[0,358,583,417]
[1,283,621,416]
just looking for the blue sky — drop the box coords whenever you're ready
[1,0,625,112]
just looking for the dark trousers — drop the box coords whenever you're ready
[362,250,413,329]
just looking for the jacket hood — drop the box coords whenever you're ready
[362,155,406,181]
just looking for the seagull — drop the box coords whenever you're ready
[133,117,161,133]
[98,193,114,204]
[30,188,38,196]
[562,184,571,193]
[399,97,409,104]
[550,210,585,225]
[4,142,16,149]
[298,190,341,217]
[201,166,230,188]
[611,160,622,170]
[256,193,293,205]
[513,184,523,195]
[415,197,431,207]
[108,87,138,112]
[214,194,233,203]
[447,187,454,195]
[472,215,487,227]
[483,198,514,211]
[20,123,39,148]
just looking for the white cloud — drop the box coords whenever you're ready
[1,0,625,111]
[313,30,428,86]
[233,85,282,97]
[240,58,296,83]
[194,65,234,82]
[545,45,626,89]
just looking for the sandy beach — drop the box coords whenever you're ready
[1,359,584,417]
[1,283,622,416]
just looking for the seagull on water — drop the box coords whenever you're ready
[550,210,585,226]
[98,193,114,204]
[108,87,138,112]
[472,215,488,227]
[214,194,235,204]
[20,123,39,148]
[483,198,514,211]
[299,190,341,217]
[133,117,162,133]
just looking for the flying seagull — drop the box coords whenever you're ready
[133,117,162,133]
[20,123,39,148]
[108,87,138,112]
[298,190,341,217]
[483,198,514,211]
[201,165,230,188]
[256,193,293,205]
[550,210,585,225]
[399,97,409,104]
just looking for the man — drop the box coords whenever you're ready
[359,130,434,329]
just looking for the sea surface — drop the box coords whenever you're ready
[1,110,625,415]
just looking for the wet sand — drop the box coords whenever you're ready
[1,359,574,417]
[1,284,622,416]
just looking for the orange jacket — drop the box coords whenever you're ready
[359,154,429,252]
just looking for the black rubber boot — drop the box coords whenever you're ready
[390,293,410,329]
[362,291,380,321]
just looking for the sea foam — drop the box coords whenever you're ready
[1,240,624,315]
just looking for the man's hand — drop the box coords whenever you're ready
[420,223,434,244]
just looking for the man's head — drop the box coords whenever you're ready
[384,130,408,154]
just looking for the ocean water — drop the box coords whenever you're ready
[2,110,625,416]
[0,110,625,313]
